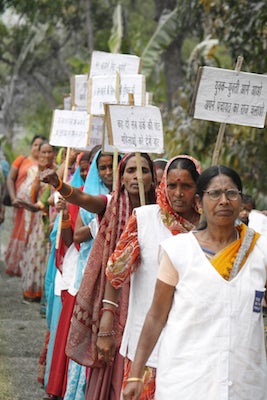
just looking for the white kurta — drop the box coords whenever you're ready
[119,204,172,367]
[157,231,267,400]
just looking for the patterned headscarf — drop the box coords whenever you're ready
[66,153,156,367]
[157,155,202,235]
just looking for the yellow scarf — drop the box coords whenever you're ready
[211,224,260,280]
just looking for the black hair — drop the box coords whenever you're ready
[120,152,156,204]
[95,151,122,168]
[79,152,92,162]
[167,157,199,183]
[31,135,46,145]
[39,140,55,151]
[242,194,256,208]
[154,159,167,171]
[196,165,243,200]
[89,145,102,163]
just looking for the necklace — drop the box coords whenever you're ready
[200,228,239,259]
[201,246,216,255]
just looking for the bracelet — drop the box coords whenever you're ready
[97,330,115,337]
[99,307,115,317]
[102,299,119,308]
[63,184,74,199]
[126,377,144,383]
[54,177,63,191]
[61,219,72,229]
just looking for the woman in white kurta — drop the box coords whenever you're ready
[123,165,267,400]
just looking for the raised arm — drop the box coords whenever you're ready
[40,168,107,214]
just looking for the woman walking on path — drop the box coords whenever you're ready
[44,150,114,400]
[97,155,202,399]
[5,134,45,276]
[42,153,157,399]
[123,165,267,400]
[18,141,57,302]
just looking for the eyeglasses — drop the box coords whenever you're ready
[203,189,241,201]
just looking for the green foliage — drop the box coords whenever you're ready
[108,3,123,53]
[141,7,179,77]
[0,0,267,203]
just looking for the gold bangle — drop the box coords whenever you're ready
[126,377,144,383]
[63,184,74,199]
[54,177,63,191]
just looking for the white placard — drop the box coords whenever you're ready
[103,123,117,153]
[89,51,141,77]
[74,116,104,151]
[88,74,146,115]
[106,104,164,154]
[88,115,104,148]
[193,66,267,128]
[49,109,89,148]
[63,95,71,110]
[71,75,88,110]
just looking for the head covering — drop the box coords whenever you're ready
[74,150,111,289]
[157,155,202,234]
[0,148,9,176]
[66,153,156,366]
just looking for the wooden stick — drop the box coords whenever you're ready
[127,93,146,206]
[211,56,244,165]
[56,147,71,249]
[136,152,146,206]
[111,71,121,190]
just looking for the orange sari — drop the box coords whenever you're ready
[211,224,260,280]
[5,156,38,276]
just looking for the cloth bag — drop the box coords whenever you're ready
[3,156,26,206]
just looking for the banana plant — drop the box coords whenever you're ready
[140,7,178,78]
[108,3,123,54]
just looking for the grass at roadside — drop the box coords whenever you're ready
[0,356,14,400]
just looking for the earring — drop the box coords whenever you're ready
[198,207,203,215]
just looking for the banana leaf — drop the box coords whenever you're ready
[141,7,178,78]
[108,3,123,54]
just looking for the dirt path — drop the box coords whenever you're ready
[0,261,47,400]
[0,208,47,400]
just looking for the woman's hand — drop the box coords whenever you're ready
[96,335,116,364]
[40,169,60,187]
[11,197,22,208]
[16,198,40,212]
[123,381,144,400]
[55,196,68,214]
[96,308,116,364]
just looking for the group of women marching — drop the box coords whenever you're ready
[3,137,267,400]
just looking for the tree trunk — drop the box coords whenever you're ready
[85,0,94,54]
[163,35,183,110]
[154,0,184,110]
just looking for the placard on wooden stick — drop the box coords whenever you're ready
[192,66,267,128]
[49,109,90,148]
[88,74,146,115]
[63,95,71,110]
[70,75,88,111]
[105,104,164,154]
[89,51,141,77]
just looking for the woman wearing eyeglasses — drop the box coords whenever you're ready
[123,165,267,400]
